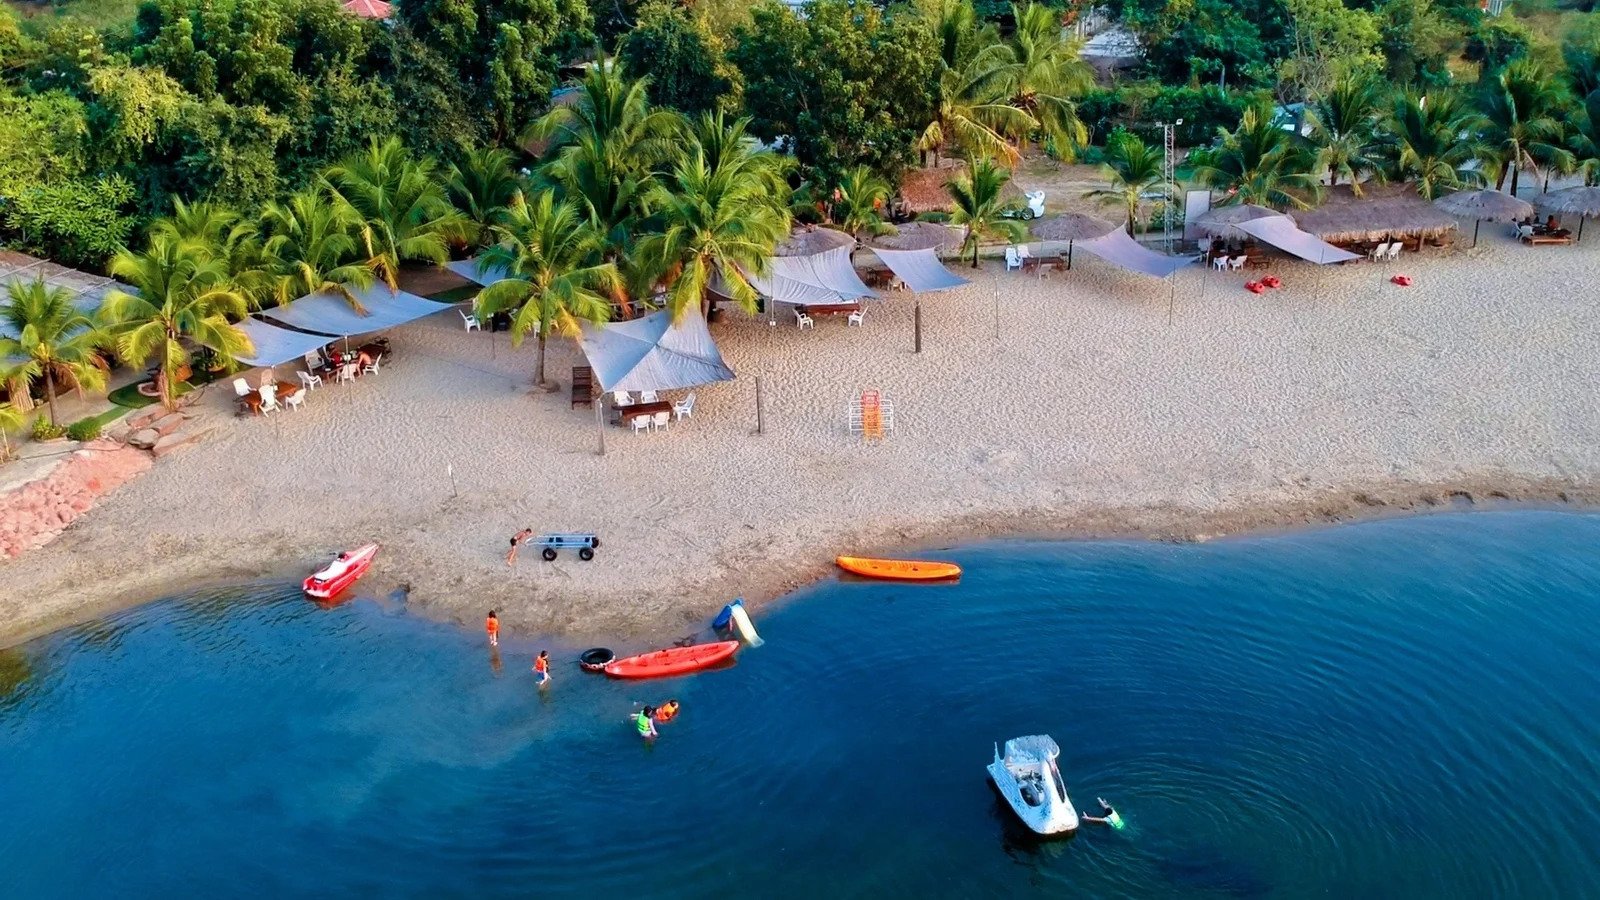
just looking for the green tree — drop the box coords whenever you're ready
[829,165,894,238]
[102,234,253,411]
[0,279,109,427]
[475,192,620,390]
[448,147,524,250]
[1276,0,1382,103]
[1085,130,1170,235]
[636,113,791,318]
[1193,103,1322,209]
[919,41,1032,166]
[1375,0,1461,88]
[1,177,138,269]
[0,397,23,460]
[1309,71,1386,192]
[1567,90,1600,186]
[946,157,1027,267]
[324,136,463,290]
[1003,2,1092,157]
[618,0,736,115]
[259,190,375,308]
[1478,60,1573,195]
[1380,91,1484,199]
[156,199,274,303]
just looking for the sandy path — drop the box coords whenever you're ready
[2,229,1597,647]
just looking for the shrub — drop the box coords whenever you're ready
[32,415,65,440]
[66,419,101,442]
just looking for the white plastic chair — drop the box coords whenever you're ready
[1368,241,1391,262]
[640,390,659,403]
[1518,225,1534,241]
[1385,242,1402,261]
[848,308,864,327]
[303,350,324,371]
[613,390,634,407]
[361,352,382,375]
[459,308,481,332]
[284,388,306,412]
[795,310,814,329]
[651,411,671,432]
[258,391,280,414]
[1211,255,1228,271]
[630,414,651,435]
[337,363,358,384]
[233,378,251,397]
[673,392,696,421]
[1228,255,1247,271]
[1004,247,1022,271]
[298,369,323,391]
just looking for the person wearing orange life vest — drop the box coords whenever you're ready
[532,650,550,686]
[485,610,500,647]
[655,700,680,723]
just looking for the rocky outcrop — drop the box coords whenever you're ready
[0,440,153,558]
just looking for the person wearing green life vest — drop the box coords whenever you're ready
[634,706,658,740]
[1081,798,1125,830]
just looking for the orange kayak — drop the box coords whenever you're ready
[835,555,962,582]
[603,641,740,679]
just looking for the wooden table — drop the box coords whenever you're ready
[242,381,300,415]
[615,400,672,425]
[797,302,863,317]
[1523,231,1573,245]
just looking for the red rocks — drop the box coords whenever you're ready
[0,443,153,559]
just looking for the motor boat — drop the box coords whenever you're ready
[986,735,1079,836]
[302,543,379,600]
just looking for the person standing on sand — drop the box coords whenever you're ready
[506,528,535,566]
[485,610,499,647]
[533,650,551,686]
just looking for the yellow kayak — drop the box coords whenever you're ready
[835,555,962,582]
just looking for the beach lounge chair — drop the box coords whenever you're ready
[795,310,814,329]
[459,308,481,332]
[613,390,634,407]
[673,392,696,421]
[848,308,864,327]
[298,369,322,391]
[652,411,671,432]
[1005,247,1022,271]
[631,415,651,435]
[1368,241,1391,262]
[284,388,306,412]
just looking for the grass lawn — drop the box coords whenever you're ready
[68,404,129,434]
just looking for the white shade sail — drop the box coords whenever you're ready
[446,257,513,287]
[1074,229,1195,278]
[260,284,445,337]
[222,317,333,368]
[1234,216,1361,264]
[870,248,970,293]
[746,246,877,306]
[578,307,734,392]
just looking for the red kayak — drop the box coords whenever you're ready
[303,543,379,600]
[603,641,740,679]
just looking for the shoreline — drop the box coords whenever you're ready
[2,478,1591,650]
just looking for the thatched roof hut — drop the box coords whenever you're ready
[869,221,965,252]
[774,226,855,257]
[1292,184,1458,244]
[1193,204,1279,240]
[1030,213,1117,242]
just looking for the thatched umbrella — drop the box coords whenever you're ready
[1291,185,1458,248]
[1433,189,1533,247]
[868,221,964,253]
[1535,186,1600,240]
[775,226,855,257]
[1193,204,1279,240]
[1029,213,1118,269]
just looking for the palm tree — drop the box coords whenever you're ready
[475,193,621,391]
[156,199,275,305]
[1478,60,1574,195]
[0,395,23,460]
[829,166,894,239]
[0,279,109,426]
[1004,2,1092,157]
[447,147,523,250]
[947,158,1028,267]
[1568,90,1600,185]
[259,190,375,309]
[100,234,253,411]
[1086,131,1170,235]
[1193,103,1323,209]
[1381,92,1485,199]
[920,44,1033,166]
[636,114,792,318]
[1310,73,1386,194]
[324,136,463,290]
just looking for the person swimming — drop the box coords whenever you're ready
[655,700,680,723]
[1081,797,1124,830]
[634,706,658,740]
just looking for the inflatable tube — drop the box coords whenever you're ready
[578,648,615,672]
[729,602,764,647]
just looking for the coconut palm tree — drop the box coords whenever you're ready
[527,59,681,175]
[829,166,894,239]
[1194,103,1323,209]
[0,279,109,426]
[1310,73,1386,194]
[636,114,792,319]
[475,193,621,391]
[920,44,1034,167]
[447,147,523,250]
[1568,90,1600,185]
[1381,92,1485,199]
[324,136,463,290]
[1085,131,1170,235]
[101,234,253,411]
[1004,2,1092,157]
[156,199,275,305]
[0,396,22,460]
[259,190,375,309]
[947,158,1028,267]
[1478,60,1574,195]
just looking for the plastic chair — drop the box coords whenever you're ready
[284,388,306,412]
[613,390,634,407]
[459,309,481,332]
[630,414,651,435]
[795,310,814,330]
[848,308,865,327]
[362,352,382,375]
[1228,255,1247,272]
[233,378,251,397]
[640,390,660,403]
[337,363,358,384]
[673,392,696,421]
[298,369,323,391]
[1004,247,1022,271]
[258,391,280,414]
[1385,242,1402,261]
[1211,255,1228,271]
[1368,241,1391,262]
[651,410,671,432]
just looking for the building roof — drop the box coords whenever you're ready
[342,0,392,19]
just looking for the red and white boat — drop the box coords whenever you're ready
[303,543,379,600]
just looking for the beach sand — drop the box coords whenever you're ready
[2,228,1597,647]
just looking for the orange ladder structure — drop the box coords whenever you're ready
[860,390,883,440]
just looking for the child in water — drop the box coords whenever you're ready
[485,610,499,647]
[532,650,550,686]
[635,706,658,740]
[655,700,680,723]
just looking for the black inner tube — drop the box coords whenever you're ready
[579,648,614,669]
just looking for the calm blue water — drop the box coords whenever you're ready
[2,511,1598,898]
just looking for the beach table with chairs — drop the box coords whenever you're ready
[794,302,865,328]
[236,379,302,415]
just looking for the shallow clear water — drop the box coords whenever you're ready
[2,511,1598,898]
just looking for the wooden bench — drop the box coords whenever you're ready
[1523,233,1573,245]
[798,302,863,316]
[571,365,594,408]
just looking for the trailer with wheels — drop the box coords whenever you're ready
[535,533,600,561]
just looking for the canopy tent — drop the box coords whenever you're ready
[577,307,733,392]
[871,248,969,293]
[445,257,513,287]
[745,246,877,306]
[223,317,335,369]
[1073,229,1194,278]
[261,284,444,337]
[1234,216,1361,264]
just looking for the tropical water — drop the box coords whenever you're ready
[2,511,1598,898]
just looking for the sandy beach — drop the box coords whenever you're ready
[2,227,1597,647]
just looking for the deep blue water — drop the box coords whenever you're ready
[2,511,1598,898]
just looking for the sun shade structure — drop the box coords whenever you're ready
[871,248,970,293]
[1029,213,1118,243]
[1193,204,1280,239]
[746,246,877,306]
[869,221,965,252]
[224,317,335,368]
[0,251,124,337]
[775,227,855,257]
[1535,186,1600,240]
[1433,189,1534,246]
[1073,229,1195,278]
[1234,216,1361,264]
[261,284,444,337]
[445,257,513,286]
[1292,184,1458,245]
[577,308,733,392]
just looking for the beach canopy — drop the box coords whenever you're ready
[1073,229,1194,278]
[869,221,964,252]
[445,257,513,287]
[577,307,733,392]
[1193,204,1280,239]
[1234,216,1361,264]
[1292,184,1458,245]
[775,227,855,257]
[871,248,970,293]
[261,284,444,337]
[224,317,334,368]
[747,246,876,305]
[1535,186,1600,240]
[1030,213,1118,243]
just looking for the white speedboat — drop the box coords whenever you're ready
[986,735,1079,835]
